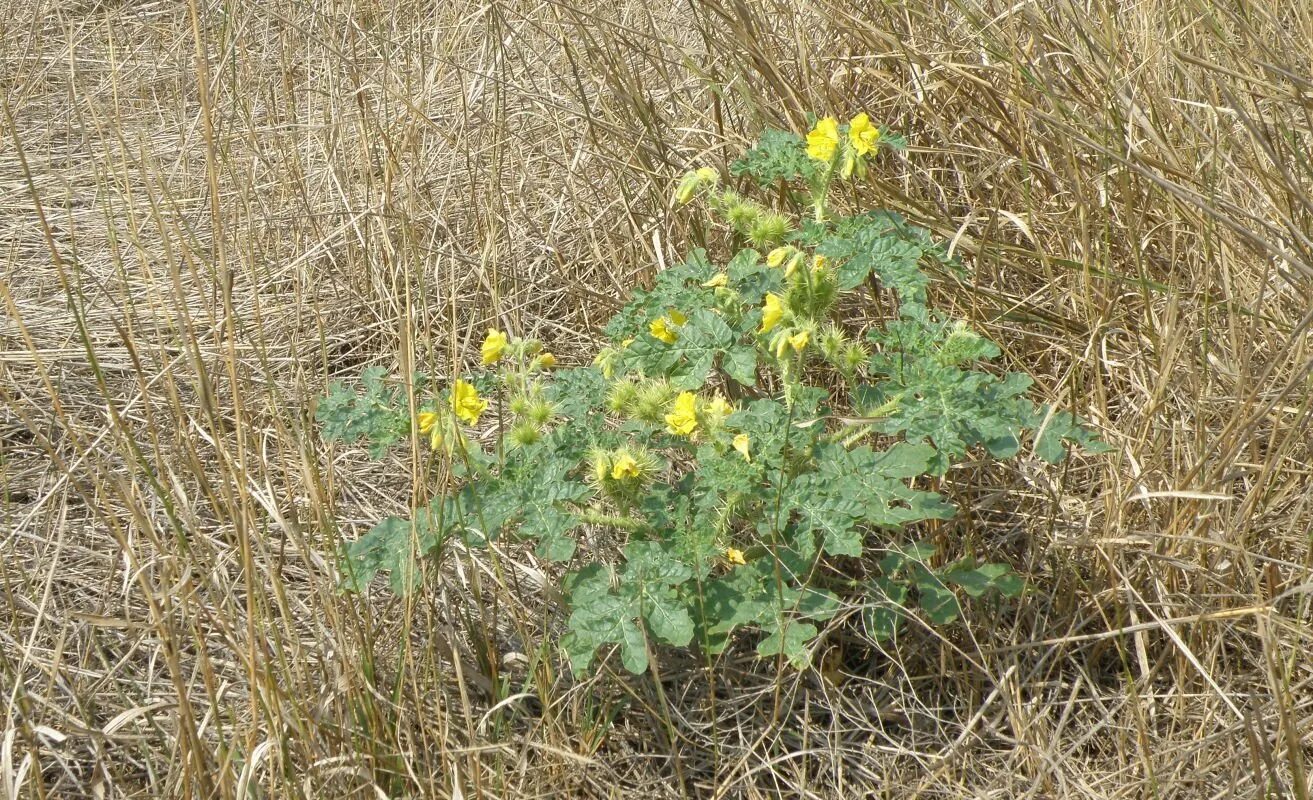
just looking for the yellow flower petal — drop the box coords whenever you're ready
[536,352,557,369]
[766,246,793,268]
[649,317,678,344]
[451,380,487,426]
[664,391,699,437]
[702,273,728,288]
[481,329,508,365]
[806,116,841,163]
[733,433,751,462]
[789,330,811,353]
[704,394,733,425]
[848,112,880,156]
[760,293,784,333]
[610,453,640,480]
[726,547,746,566]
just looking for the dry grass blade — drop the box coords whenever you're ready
[2,0,1311,797]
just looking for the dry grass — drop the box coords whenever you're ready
[2,0,1312,796]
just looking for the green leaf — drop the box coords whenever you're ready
[911,564,961,625]
[756,619,818,668]
[730,128,820,187]
[814,443,958,530]
[943,564,993,598]
[340,516,442,595]
[787,473,865,557]
[721,342,758,386]
[316,369,412,458]
[864,576,910,641]
[563,542,693,674]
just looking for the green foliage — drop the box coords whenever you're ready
[316,367,415,458]
[317,114,1106,677]
[731,128,821,187]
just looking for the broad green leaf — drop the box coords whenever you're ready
[340,516,441,595]
[756,619,818,668]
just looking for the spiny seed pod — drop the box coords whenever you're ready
[632,379,676,423]
[587,447,611,486]
[749,212,791,248]
[820,324,847,360]
[508,394,533,417]
[860,393,902,419]
[526,399,555,426]
[726,200,761,234]
[606,379,640,414]
[842,342,870,374]
[508,421,542,447]
[936,321,987,366]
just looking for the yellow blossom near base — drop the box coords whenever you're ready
[649,309,688,344]
[418,411,444,450]
[760,293,784,333]
[848,112,880,155]
[806,116,841,163]
[451,380,487,425]
[703,394,733,427]
[664,391,699,437]
[702,273,728,289]
[733,433,752,462]
[766,246,793,268]
[726,548,747,566]
[649,317,678,343]
[535,352,557,370]
[610,452,641,480]
[789,330,811,352]
[481,329,508,365]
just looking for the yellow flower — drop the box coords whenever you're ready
[664,391,699,437]
[760,293,784,333]
[418,411,443,450]
[481,329,508,365]
[766,246,793,268]
[451,380,487,426]
[704,394,733,428]
[848,112,880,156]
[536,352,557,370]
[726,547,746,566]
[806,116,841,163]
[649,317,678,344]
[789,330,811,353]
[732,433,752,462]
[811,254,827,273]
[702,273,728,289]
[649,309,687,344]
[610,452,641,480]
[695,166,719,184]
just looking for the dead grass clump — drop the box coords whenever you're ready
[2,0,1312,797]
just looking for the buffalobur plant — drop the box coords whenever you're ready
[317,114,1107,674]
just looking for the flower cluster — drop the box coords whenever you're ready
[807,112,882,179]
[412,328,559,454]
